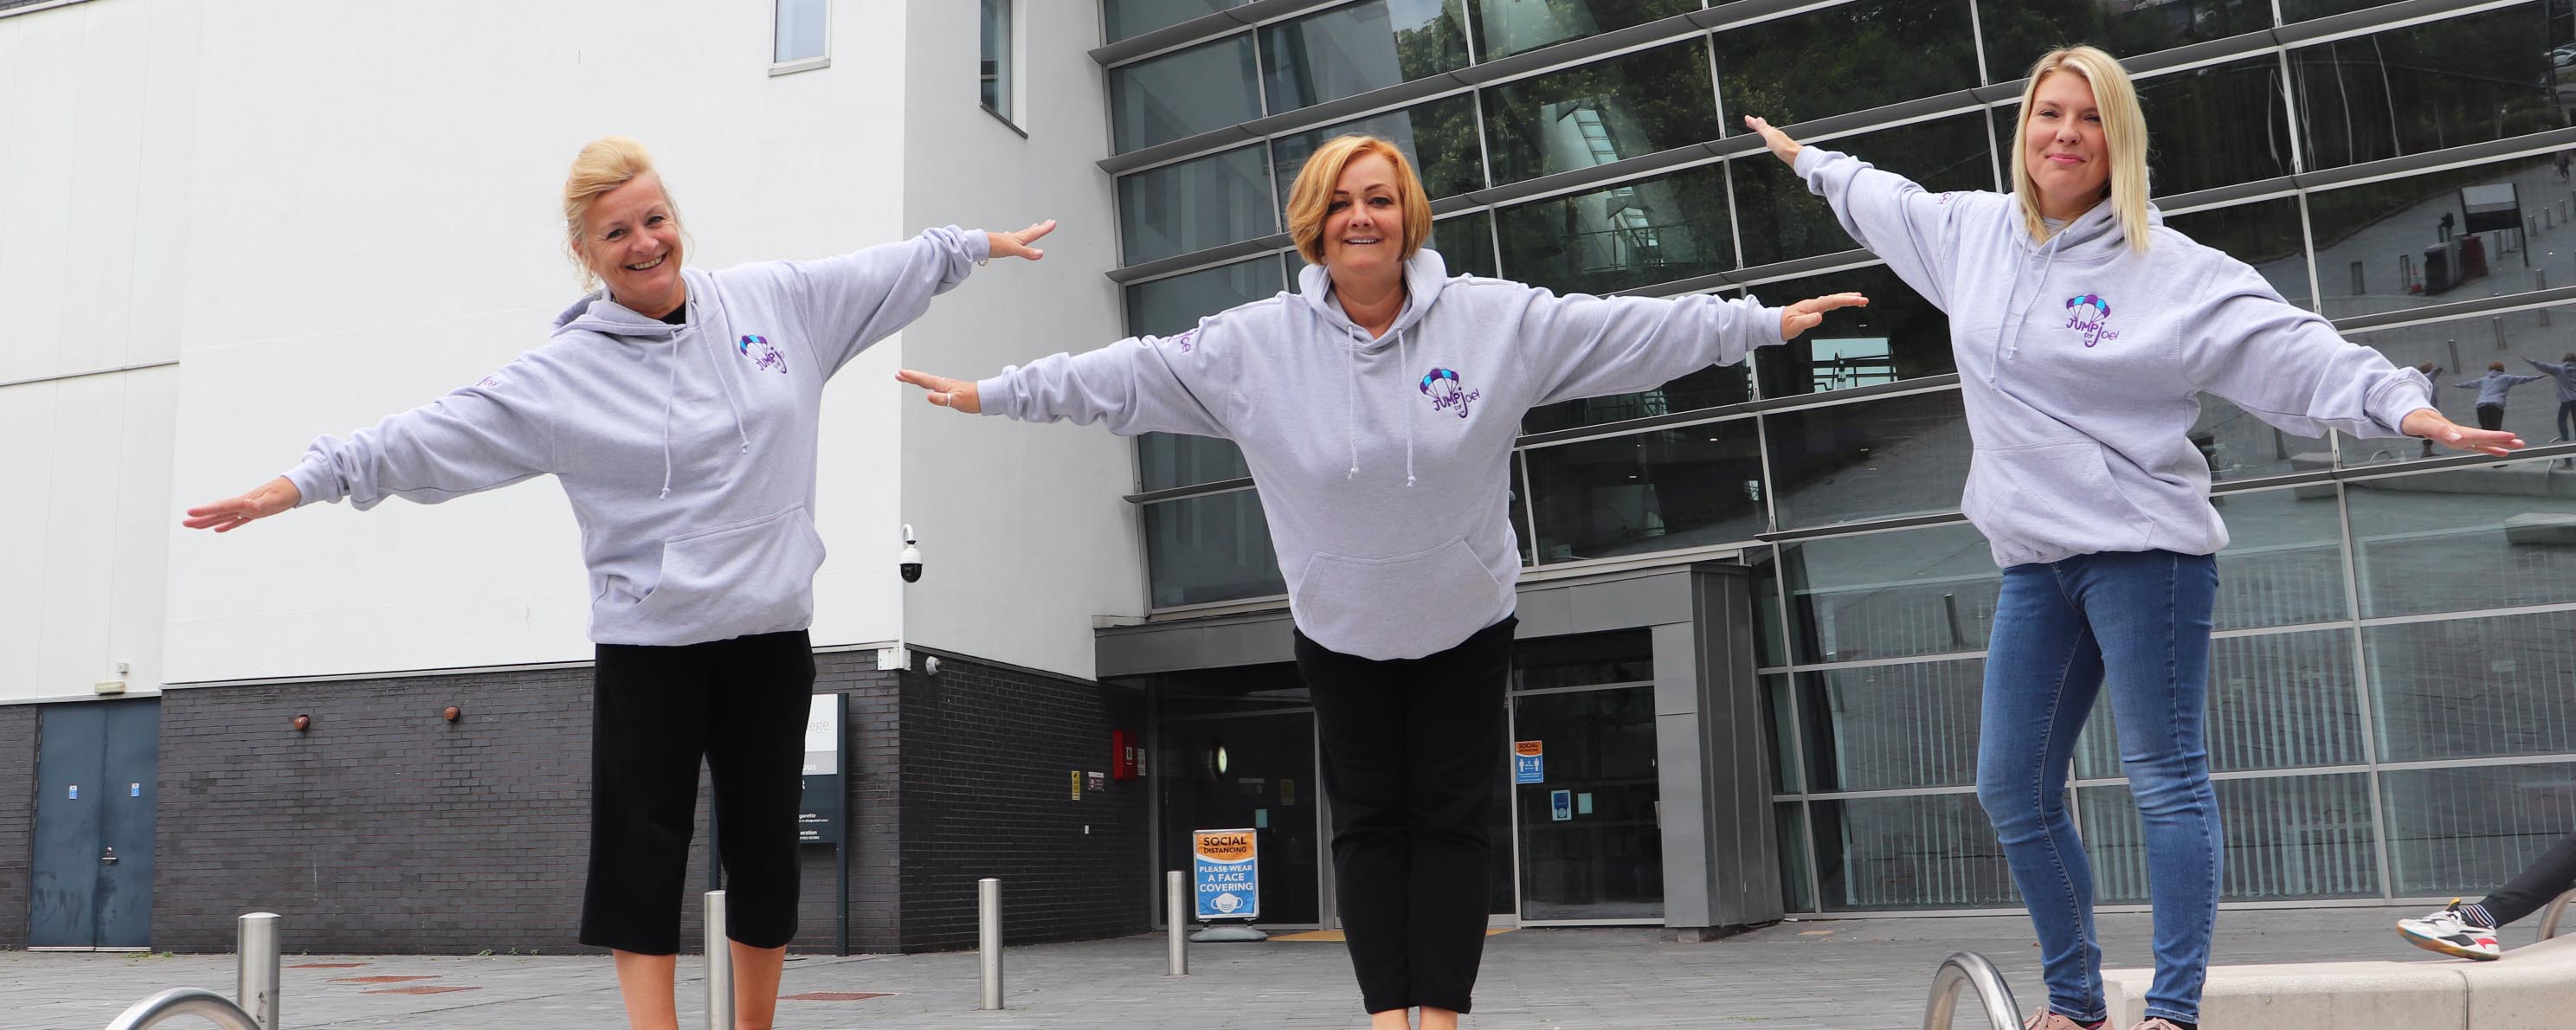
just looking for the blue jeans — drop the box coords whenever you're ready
[1977,550,2221,1026]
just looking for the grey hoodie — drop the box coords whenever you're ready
[1797,148,2432,567]
[2528,359,2576,402]
[976,249,1784,660]
[284,228,990,646]
[2460,369,2545,406]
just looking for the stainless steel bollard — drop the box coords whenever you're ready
[978,879,1004,1010]
[705,891,733,1030]
[1922,951,2021,1030]
[237,912,280,1030]
[1166,871,1189,976]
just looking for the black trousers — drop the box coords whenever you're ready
[580,630,815,955]
[1298,615,1514,1015]
[2477,403,2505,431]
[2482,830,2576,927]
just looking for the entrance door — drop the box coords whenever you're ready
[29,700,160,950]
[1159,711,1321,925]
[1511,686,1663,921]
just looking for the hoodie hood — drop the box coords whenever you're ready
[2015,195,2164,264]
[1295,248,1452,346]
[552,286,687,341]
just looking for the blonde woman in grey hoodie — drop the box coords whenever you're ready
[1748,46,2518,1030]
[184,137,1053,1030]
[898,135,1862,1029]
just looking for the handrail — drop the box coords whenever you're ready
[2540,888,2576,942]
[1924,951,2024,1030]
[102,988,262,1030]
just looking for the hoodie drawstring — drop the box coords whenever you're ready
[1396,327,1415,488]
[1991,225,2071,382]
[657,344,681,499]
[1344,338,1360,480]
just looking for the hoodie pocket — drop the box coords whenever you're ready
[1963,441,2151,558]
[630,504,828,632]
[1293,537,1510,660]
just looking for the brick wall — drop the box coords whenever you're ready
[896,649,1150,951]
[0,704,35,950]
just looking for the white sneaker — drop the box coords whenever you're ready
[2397,901,2502,961]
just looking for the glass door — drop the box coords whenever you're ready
[1510,685,1664,921]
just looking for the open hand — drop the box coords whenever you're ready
[1781,293,1869,339]
[988,220,1057,261]
[2401,409,2524,457]
[183,476,301,533]
[1743,115,1802,166]
[895,370,982,413]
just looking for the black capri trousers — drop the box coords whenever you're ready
[578,629,815,954]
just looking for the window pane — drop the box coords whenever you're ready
[1732,113,1993,268]
[1812,794,2017,911]
[1508,447,1534,564]
[2289,3,2560,173]
[1511,686,1664,920]
[775,0,827,62]
[2079,774,2380,903]
[1144,490,1285,607]
[2368,609,2576,762]
[1713,0,1979,132]
[2310,154,2568,323]
[1748,265,1953,401]
[1781,521,2001,664]
[2347,456,2576,618]
[1525,420,1766,563]
[1764,388,1972,531]
[2071,628,2364,781]
[1125,254,1283,338]
[1514,628,1653,690]
[1467,0,1697,61]
[1431,210,1499,280]
[1103,0,1252,43]
[1775,801,1815,912]
[980,0,1012,119]
[1137,434,1249,493]
[2338,310,2576,467]
[1479,38,1718,186]
[1799,659,1984,792]
[1763,674,1800,794]
[1259,1,1470,116]
[2383,763,2576,898]
[1496,163,1734,296]
[1270,94,1484,202]
[1111,35,1262,153]
[1748,544,1787,669]
[2205,488,2351,630]
[1117,146,1275,266]
[1977,1,2275,90]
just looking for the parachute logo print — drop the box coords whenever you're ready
[2064,294,2119,348]
[1420,368,1479,418]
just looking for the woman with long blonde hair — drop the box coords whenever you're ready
[1748,46,2518,1030]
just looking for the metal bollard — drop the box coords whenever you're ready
[705,891,733,1030]
[1922,951,2022,1030]
[237,912,280,1030]
[1166,871,1189,976]
[978,879,1004,1010]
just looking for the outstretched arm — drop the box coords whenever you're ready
[1522,286,1868,406]
[1747,114,1971,311]
[897,326,1233,439]
[782,221,1055,377]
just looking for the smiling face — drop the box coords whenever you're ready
[1322,151,1406,282]
[2022,70,2113,221]
[581,173,686,318]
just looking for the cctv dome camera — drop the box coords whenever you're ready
[899,524,924,583]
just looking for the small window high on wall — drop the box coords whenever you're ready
[981,0,1015,125]
[774,0,828,72]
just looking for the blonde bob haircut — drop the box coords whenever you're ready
[2010,46,2153,254]
[562,135,686,288]
[1284,135,1433,266]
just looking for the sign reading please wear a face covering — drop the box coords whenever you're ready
[1193,828,1259,921]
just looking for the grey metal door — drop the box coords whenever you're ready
[28,700,159,950]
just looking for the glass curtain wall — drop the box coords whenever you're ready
[1104,0,2576,911]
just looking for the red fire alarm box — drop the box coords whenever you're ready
[1112,730,1141,780]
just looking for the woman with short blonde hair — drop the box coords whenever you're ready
[187,135,1054,1030]
[898,135,1863,1029]
[1748,45,2517,1030]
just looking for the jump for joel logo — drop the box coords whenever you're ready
[737,334,788,373]
[1420,367,1480,418]
[2064,294,2119,348]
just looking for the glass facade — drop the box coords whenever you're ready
[1102,1,2576,911]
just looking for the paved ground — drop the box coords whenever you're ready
[0,905,2514,1029]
